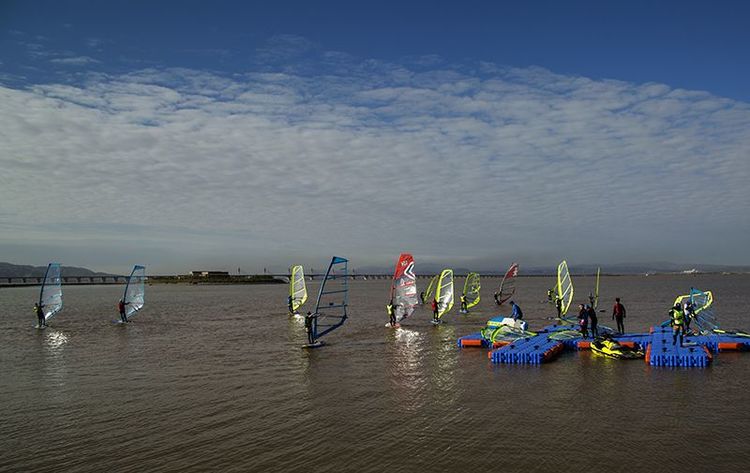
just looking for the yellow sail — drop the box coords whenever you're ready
[463,272,481,309]
[289,265,307,312]
[435,269,454,318]
[424,274,439,301]
[557,260,574,317]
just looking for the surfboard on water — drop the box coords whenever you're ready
[289,265,307,315]
[388,253,417,326]
[303,256,348,348]
[495,263,519,306]
[34,263,63,327]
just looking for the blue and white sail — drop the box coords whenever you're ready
[123,265,146,319]
[311,256,349,341]
[39,262,63,322]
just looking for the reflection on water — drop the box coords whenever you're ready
[0,276,749,471]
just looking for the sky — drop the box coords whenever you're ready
[1,1,749,274]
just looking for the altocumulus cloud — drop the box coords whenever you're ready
[1,57,749,272]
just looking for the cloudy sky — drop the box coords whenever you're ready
[1,1,749,274]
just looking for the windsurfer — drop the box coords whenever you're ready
[387,299,396,326]
[118,299,130,323]
[555,296,562,318]
[578,304,589,338]
[431,299,439,323]
[419,291,425,304]
[612,298,626,333]
[670,303,686,346]
[460,294,468,313]
[34,302,46,327]
[305,311,316,345]
[493,292,501,305]
[510,301,523,321]
[288,295,295,315]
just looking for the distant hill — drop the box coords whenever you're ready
[0,262,112,277]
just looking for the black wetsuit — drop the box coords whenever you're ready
[588,307,598,337]
[305,313,316,344]
[118,301,129,323]
[35,305,45,327]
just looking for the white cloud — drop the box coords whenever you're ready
[49,56,101,66]
[1,58,749,273]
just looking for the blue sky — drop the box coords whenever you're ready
[1,1,749,273]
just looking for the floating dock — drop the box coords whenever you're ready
[459,322,749,368]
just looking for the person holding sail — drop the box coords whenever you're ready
[387,299,396,327]
[34,302,46,328]
[460,293,468,313]
[431,298,439,324]
[118,299,131,323]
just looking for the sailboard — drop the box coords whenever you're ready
[557,260,574,320]
[122,265,146,321]
[305,256,348,347]
[289,265,307,314]
[37,262,63,326]
[495,262,519,305]
[434,269,454,322]
[423,274,439,303]
[669,288,717,333]
[388,253,417,325]
[462,272,481,311]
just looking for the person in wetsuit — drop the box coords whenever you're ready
[288,295,295,315]
[387,299,396,326]
[118,299,130,323]
[612,298,626,334]
[431,299,439,324]
[670,303,686,346]
[305,311,316,345]
[34,302,46,327]
[587,304,598,337]
[578,304,589,338]
[460,294,468,313]
[419,291,425,304]
[493,292,501,305]
[555,296,563,318]
[683,301,695,332]
[510,301,523,321]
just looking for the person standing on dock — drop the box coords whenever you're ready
[34,302,46,328]
[587,304,598,337]
[683,301,695,332]
[510,301,523,321]
[612,298,626,334]
[670,303,686,346]
[578,304,589,338]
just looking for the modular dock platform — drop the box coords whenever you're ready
[458,324,749,367]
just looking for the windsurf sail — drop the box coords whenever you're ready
[592,267,600,310]
[123,265,146,319]
[673,288,717,333]
[496,262,519,305]
[424,274,439,302]
[557,260,574,319]
[311,256,349,340]
[39,262,63,322]
[463,272,481,309]
[435,269,454,319]
[289,265,307,313]
[390,253,418,323]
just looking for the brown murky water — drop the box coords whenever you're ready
[1,274,749,472]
